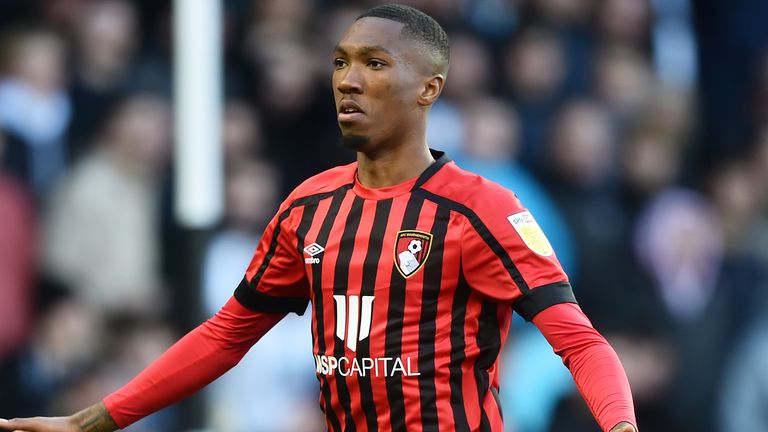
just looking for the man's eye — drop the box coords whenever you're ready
[334,58,347,69]
[368,59,386,69]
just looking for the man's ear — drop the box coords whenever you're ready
[417,74,445,107]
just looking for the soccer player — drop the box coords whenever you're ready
[0,4,637,432]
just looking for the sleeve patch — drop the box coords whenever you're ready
[507,211,554,257]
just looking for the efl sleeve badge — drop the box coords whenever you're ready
[507,211,554,257]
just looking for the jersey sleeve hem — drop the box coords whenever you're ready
[514,281,576,321]
[234,277,310,315]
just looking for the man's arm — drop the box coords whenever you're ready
[0,297,284,431]
[0,403,117,432]
[532,302,638,432]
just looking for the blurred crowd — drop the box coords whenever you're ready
[1,0,768,431]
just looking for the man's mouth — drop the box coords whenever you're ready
[338,100,365,123]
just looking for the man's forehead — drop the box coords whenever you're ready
[336,17,406,55]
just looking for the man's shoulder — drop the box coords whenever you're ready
[288,162,357,203]
[422,161,524,215]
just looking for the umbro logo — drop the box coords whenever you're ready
[304,242,325,264]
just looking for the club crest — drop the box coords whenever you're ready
[394,230,433,278]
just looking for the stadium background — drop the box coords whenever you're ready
[1,0,768,431]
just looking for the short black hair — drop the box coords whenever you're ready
[357,4,450,74]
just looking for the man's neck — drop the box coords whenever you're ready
[356,141,434,189]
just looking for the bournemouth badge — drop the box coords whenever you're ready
[507,211,554,257]
[394,230,433,278]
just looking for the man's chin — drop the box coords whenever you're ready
[341,134,370,150]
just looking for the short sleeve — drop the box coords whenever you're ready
[234,197,310,315]
[460,186,576,321]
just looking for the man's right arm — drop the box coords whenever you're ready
[0,297,285,432]
[0,402,116,432]
[0,190,312,432]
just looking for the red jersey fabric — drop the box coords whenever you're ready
[104,151,636,431]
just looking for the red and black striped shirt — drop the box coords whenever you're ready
[234,151,576,431]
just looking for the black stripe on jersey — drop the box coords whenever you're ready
[357,198,393,432]
[449,270,472,431]
[413,151,449,188]
[514,281,577,321]
[233,277,309,314]
[295,202,319,258]
[332,195,365,432]
[418,205,450,430]
[414,188,529,294]
[312,186,351,432]
[235,186,351,315]
[385,193,425,430]
[475,300,502,432]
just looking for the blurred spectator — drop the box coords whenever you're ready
[429,32,493,155]
[704,157,768,336]
[459,0,518,39]
[694,0,768,155]
[503,26,567,168]
[707,158,764,252]
[719,316,768,432]
[0,128,37,359]
[592,45,656,127]
[522,0,596,95]
[595,0,651,50]
[203,159,280,313]
[541,100,629,326]
[67,0,138,161]
[747,130,768,263]
[442,33,493,103]
[635,189,723,322]
[0,279,99,419]
[525,0,594,27]
[249,0,312,42]
[201,158,322,431]
[245,31,350,193]
[222,99,264,167]
[42,93,171,317]
[0,25,71,198]
[619,118,686,217]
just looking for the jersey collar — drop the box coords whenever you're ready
[351,149,450,200]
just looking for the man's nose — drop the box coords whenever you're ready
[337,64,363,94]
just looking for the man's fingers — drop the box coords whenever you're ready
[0,418,13,430]
[0,417,35,431]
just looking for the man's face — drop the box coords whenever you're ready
[332,17,430,151]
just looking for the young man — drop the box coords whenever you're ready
[0,5,637,432]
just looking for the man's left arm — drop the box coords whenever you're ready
[454,184,637,431]
[532,302,637,432]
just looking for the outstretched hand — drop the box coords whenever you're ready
[0,417,79,432]
[0,403,118,432]
[610,421,637,432]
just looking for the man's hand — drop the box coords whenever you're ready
[0,403,118,432]
[0,416,79,432]
[610,421,637,432]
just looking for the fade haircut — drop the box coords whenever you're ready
[357,4,450,75]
